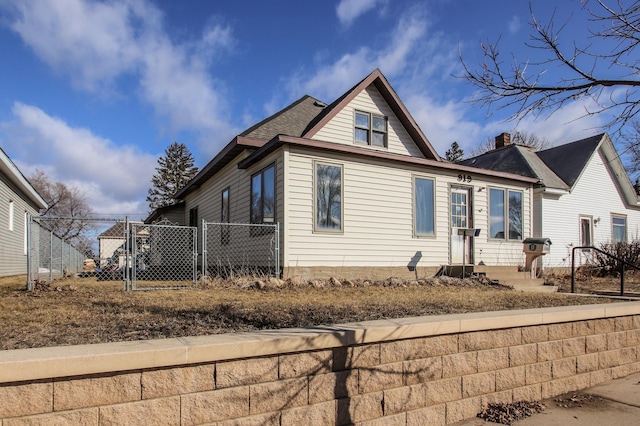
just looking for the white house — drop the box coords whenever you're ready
[462,133,640,268]
[168,69,539,279]
[0,146,47,277]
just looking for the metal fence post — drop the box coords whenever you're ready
[275,223,280,278]
[201,219,207,281]
[26,214,32,290]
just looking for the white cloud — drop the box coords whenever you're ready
[284,6,429,104]
[336,0,385,26]
[508,16,521,34]
[4,0,237,153]
[2,102,157,216]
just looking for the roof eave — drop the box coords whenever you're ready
[238,135,538,184]
[0,147,47,210]
[175,136,265,198]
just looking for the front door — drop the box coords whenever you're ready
[450,187,473,264]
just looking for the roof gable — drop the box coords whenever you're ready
[537,134,603,188]
[302,69,440,161]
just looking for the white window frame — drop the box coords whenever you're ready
[313,160,343,233]
[354,110,387,148]
[611,214,627,243]
[8,200,14,231]
[579,215,593,247]
[23,212,28,255]
[488,187,524,241]
[413,176,436,237]
[250,163,276,224]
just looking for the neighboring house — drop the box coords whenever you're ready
[0,147,47,277]
[169,69,539,279]
[144,201,185,225]
[461,133,640,268]
[97,221,146,268]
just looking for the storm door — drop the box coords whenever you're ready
[450,187,473,264]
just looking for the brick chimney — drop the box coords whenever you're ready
[495,132,511,149]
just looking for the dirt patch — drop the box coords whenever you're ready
[0,274,619,350]
[552,392,609,409]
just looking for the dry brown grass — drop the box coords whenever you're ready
[0,273,621,351]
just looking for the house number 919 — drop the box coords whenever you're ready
[457,174,472,183]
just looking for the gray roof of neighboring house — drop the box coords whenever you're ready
[461,134,607,191]
[537,134,603,188]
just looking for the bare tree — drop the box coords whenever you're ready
[470,131,550,156]
[620,119,640,179]
[460,1,640,132]
[29,170,95,249]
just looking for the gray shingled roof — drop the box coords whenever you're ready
[241,95,327,141]
[461,134,606,191]
[537,134,603,188]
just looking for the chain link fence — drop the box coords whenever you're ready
[27,217,197,291]
[27,216,85,289]
[203,222,280,278]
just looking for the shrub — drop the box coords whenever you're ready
[590,241,640,276]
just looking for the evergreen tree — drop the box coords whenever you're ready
[445,141,464,162]
[147,142,199,211]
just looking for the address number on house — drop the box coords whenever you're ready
[457,174,472,183]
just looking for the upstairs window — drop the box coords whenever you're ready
[251,164,275,223]
[355,111,387,147]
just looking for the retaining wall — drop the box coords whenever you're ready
[1,302,640,425]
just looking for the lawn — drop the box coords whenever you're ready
[1,271,633,351]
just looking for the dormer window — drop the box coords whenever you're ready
[355,111,387,147]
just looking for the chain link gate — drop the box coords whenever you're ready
[202,222,280,278]
[128,221,197,290]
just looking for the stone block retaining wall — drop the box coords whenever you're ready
[1,302,640,425]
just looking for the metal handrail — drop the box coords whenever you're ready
[571,246,640,296]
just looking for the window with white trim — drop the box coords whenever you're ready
[489,188,523,240]
[354,111,387,147]
[315,162,343,232]
[580,216,593,247]
[612,214,627,243]
[8,200,14,231]
[251,164,275,223]
[414,177,435,236]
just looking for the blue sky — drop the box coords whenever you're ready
[0,0,610,218]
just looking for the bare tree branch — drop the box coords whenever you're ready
[460,1,640,132]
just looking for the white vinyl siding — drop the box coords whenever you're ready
[539,149,640,268]
[313,86,425,158]
[183,149,284,268]
[285,146,531,268]
[0,179,39,277]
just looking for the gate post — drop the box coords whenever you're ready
[201,219,206,283]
